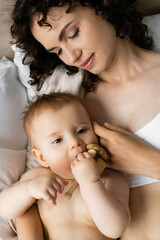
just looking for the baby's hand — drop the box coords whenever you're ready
[27,173,68,205]
[71,152,100,186]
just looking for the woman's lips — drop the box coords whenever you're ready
[80,53,94,70]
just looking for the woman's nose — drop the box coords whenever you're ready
[62,46,82,65]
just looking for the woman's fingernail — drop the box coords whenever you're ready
[104,122,110,127]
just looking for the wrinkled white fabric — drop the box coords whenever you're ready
[122,113,160,188]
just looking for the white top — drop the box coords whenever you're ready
[121,113,160,188]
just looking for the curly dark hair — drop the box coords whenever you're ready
[11,0,153,92]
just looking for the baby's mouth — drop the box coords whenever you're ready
[73,146,86,158]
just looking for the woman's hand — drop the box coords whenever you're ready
[93,122,160,179]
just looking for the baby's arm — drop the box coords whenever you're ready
[0,167,67,219]
[71,152,130,239]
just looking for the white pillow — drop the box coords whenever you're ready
[0,147,26,191]
[143,14,160,52]
[11,45,37,101]
[12,45,84,101]
[0,57,28,150]
[0,216,17,240]
[0,147,25,239]
[0,58,28,238]
[0,148,25,238]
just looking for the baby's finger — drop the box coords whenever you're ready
[82,152,93,159]
[43,191,56,205]
[55,177,68,193]
[48,187,57,199]
[76,152,92,162]
[75,153,84,161]
[73,156,80,164]
[52,181,62,193]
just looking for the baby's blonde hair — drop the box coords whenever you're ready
[23,92,88,144]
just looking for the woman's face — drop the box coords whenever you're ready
[31,4,117,75]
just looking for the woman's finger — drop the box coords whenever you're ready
[104,122,130,135]
[93,121,112,140]
[93,121,130,137]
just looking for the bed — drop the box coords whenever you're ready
[0,0,160,239]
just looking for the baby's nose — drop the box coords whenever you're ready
[69,136,82,149]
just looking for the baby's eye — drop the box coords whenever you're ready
[77,128,87,135]
[69,28,80,39]
[52,138,63,144]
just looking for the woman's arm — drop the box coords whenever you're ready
[93,122,160,179]
[16,204,45,240]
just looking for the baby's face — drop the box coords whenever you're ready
[31,102,98,179]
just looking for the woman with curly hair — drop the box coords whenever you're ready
[9,0,160,239]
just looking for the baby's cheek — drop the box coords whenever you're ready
[92,133,99,144]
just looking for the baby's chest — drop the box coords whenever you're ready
[37,191,99,240]
[38,190,92,227]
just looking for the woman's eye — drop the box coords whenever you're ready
[52,138,62,144]
[77,128,87,134]
[69,28,80,39]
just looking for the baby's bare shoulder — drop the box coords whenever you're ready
[101,168,129,194]
[20,167,52,181]
[100,169,130,206]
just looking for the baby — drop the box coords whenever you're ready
[0,93,130,240]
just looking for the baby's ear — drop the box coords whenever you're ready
[32,148,49,167]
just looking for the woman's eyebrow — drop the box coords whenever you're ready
[59,21,73,41]
[46,21,73,52]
